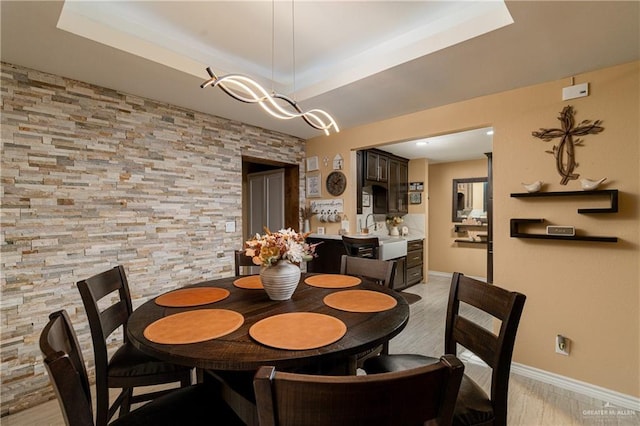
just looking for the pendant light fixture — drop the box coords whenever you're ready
[200,1,339,135]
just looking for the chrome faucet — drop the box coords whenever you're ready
[364,213,376,231]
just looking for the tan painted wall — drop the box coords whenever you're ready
[408,158,428,216]
[306,61,639,397]
[429,159,488,278]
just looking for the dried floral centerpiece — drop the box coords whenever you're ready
[244,228,320,300]
[245,228,318,266]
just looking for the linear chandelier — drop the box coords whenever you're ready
[200,67,339,135]
[200,0,338,136]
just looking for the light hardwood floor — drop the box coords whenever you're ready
[3,274,639,425]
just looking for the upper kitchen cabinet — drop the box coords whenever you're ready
[388,157,408,215]
[359,149,409,215]
[365,150,389,183]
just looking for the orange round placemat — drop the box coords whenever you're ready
[154,287,230,307]
[249,312,347,350]
[304,274,361,288]
[144,309,244,344]
[324,290,397,313]
[233,275,263,289]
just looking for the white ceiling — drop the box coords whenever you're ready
[1,1,638,161]
[381,127,493,163]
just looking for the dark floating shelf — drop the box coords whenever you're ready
[510,219,618,243]
[454,239,487,245]
[510,189,618,213]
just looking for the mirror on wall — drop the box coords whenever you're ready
[452,177,488,222]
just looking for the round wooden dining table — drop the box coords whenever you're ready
[127,273,409,373]
[127,272,409,425]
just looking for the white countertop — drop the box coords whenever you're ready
[307,233,424,242]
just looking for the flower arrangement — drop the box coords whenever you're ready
[245,228,320,267]
[386,216,404,227]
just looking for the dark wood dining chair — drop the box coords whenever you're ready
[340,254,396,288]
[341,254,397,365]
[76,265,192,426]
[39,310,243,426]
[341,235,379,259]
[363,272,527,426]
[234,249,260,276]
[254,354,464,426]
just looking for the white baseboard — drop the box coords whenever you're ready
[459,350,639,411]
[433,277,639,412]
[511,363,640,412]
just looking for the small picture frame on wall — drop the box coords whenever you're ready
[306,173,321,198]
[306,156,319,172]
[362,193,371,207]
[410,192,422,204]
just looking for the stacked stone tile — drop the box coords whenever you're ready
[0,62,305,415]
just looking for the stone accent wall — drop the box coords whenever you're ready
[0,62,305,415]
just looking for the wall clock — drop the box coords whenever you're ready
[326,171,347,196]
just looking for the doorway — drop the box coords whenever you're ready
[371,127,493,282]
[242,157,300,240]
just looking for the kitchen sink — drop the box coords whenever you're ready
[378,238,408,260]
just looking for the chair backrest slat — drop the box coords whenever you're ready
[451,316,498,366]
[99,301,130,339]
[82,267,130,303]
[456,275,515,320]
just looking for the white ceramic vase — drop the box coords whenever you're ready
[303,219,310,233]
[260,261,301,300]
[389,226,400,236]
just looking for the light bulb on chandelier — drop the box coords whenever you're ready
[200,1,339,135]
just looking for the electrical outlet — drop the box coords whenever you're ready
[225,221,235,233]
[556,334,570,355]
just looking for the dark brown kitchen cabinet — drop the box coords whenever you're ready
[359,149,409,215]
[365,151,388,183]
[388,158,408,215]
[405,239,424,287]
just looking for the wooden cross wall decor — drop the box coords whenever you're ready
[532,105,604,185]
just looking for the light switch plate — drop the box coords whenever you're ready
[225,221,235,233]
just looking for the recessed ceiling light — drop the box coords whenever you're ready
[486,130,494,135]
[416,141,428,146]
